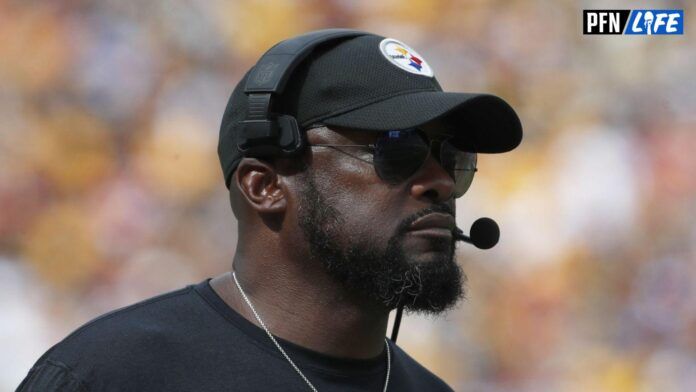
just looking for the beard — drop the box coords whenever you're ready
[296,170,465,315]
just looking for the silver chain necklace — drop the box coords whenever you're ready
[231,271,391,392]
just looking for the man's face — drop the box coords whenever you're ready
[295,125,465,315]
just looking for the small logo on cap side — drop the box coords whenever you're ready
[379,38,434,77]
[254,62,280,85]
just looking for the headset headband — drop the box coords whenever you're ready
[245,29,367,94]
[236,29,368,158]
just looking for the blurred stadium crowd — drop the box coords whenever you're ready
[1,0,695,390]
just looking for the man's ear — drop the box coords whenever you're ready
[233,158,287,214]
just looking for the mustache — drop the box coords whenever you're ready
[395,203,455,235]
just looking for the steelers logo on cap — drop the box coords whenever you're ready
[379,38,434,77]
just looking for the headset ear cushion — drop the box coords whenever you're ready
[276,115,304,155]
[236,121,280,159]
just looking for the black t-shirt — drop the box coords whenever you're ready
[17,279,454,391]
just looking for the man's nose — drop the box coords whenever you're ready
[409,155,455,203]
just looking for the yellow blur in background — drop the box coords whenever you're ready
[1,1,695,391]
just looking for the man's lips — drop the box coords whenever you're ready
[408,213,456,235]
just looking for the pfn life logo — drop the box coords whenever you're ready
[583,9,684,35]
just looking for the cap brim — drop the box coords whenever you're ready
[321,91,522,153]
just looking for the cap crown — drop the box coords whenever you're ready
[276,34,442,128]
[218,34,442,182]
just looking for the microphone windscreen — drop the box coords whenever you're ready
[470,218,500,249]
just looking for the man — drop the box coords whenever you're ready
[18,30,521,391]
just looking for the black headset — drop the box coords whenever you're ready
[236,28,368,159]
[236,29,425,343]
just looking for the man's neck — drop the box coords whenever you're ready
[209,262,390,359]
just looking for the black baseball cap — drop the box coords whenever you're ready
[218,32,522,188]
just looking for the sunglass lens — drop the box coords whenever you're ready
[374,130,429,184]
[441,140,477,197]
[373,130,477,198]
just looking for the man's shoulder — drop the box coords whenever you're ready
[19,283,210,390]
[390,342,455,391]
[56,284,200,353]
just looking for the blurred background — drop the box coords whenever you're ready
[1,0,695,390]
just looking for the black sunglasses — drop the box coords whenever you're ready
[306,128,477,198]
